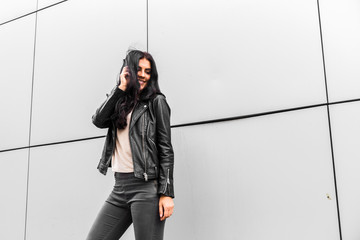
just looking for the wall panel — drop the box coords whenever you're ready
[330,101,360,240]
[149,0,326,125]
[26,138,135,239]
[30,0,147,145]
[0,0,37,24]
[0,149,28,240]
[320,0,360,102]
[0,16,35,150]
[168,107,339,240]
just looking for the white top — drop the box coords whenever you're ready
[111,110,134,172]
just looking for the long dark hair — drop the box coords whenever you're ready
[111,50,161,129]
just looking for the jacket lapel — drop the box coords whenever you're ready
[130,101,149,130]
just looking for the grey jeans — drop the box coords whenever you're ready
[86,172,165,240]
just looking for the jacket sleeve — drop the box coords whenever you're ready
[92,85,126,129]
[154,95,175,198]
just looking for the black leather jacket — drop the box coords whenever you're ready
[92,86,174,198]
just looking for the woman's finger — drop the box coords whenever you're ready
[159,201,164,219]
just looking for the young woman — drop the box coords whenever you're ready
[87,50,174,240]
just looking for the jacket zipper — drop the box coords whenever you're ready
[129,102,137,174]
[142,110,148,181]
[164,168,170,192]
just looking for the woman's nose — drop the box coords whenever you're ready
[139,71,145,77]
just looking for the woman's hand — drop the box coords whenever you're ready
[118,66,130,91]
[159,195,174,221]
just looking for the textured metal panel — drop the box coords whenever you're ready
[320,0,360,102]
[0,149,28,240]
[0,0,37,24]
[149,0,326,125]
[168,107,339,239]
[31,0,147,145]
[0,16,35,150]
[330,102,360,240]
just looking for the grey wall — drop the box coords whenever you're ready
[1,0,360,239]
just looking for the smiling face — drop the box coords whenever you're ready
[137,58,151,91]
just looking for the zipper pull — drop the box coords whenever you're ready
[167,169,170,184]
[143,172,148,181]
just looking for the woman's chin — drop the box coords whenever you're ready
[139,83,148,91]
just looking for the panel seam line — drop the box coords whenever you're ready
[24,1,38,239]
[2,98,360,153]
[146,0,149,52]
[317,1,343,239]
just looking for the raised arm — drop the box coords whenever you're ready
[92,67,130,128]
[91,86,126,128]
